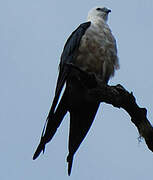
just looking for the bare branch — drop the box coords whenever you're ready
[67,64,153,153]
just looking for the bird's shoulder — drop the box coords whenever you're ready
[63,21,91,50]
[60,22,91,67]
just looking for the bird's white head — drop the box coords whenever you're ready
[87,7,111,23]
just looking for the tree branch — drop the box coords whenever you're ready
[67,63,153,153]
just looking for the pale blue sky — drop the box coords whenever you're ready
[0,0,153,179]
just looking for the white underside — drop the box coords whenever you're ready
[75,21,119,81]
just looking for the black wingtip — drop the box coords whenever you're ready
[67,155,73,176]
[33,143,45,160]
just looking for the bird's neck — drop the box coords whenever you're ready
[87,16,107,27]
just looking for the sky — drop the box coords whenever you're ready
[0,0,153,179]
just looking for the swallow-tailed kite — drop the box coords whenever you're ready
[33,6,119,175]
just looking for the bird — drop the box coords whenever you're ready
[33,6,119,175]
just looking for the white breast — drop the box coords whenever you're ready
[75,22,119,81]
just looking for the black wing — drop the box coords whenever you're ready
[33,21,91,160]
[50,21,91,116]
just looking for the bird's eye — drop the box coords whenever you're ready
[96,8,101,11]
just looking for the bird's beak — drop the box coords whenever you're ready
[107,9,111,14]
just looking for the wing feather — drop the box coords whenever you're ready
[33,22,91,159]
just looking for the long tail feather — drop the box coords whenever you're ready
[33,91,68,160]
[66,76,100,174]
[33,139,45,160]
[67,154,74,176]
